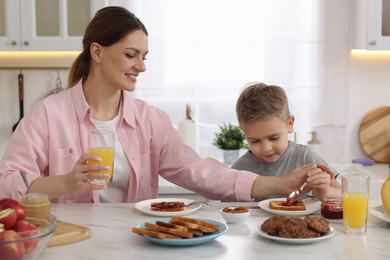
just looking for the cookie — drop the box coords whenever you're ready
[304,215,330,234]
[261,215,287,235]
[302,228,321,238]
[278,218,309,238]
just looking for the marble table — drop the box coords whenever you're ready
[41,201,390,260]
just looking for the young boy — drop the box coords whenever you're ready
[232,82,341,201]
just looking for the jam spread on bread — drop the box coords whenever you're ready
[150,201,187,212]
[269,200,306,211]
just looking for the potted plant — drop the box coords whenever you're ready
[213,123,246,165]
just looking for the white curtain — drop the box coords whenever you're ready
[127,0,353,163]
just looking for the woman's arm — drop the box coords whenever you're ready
[251,163,323,198]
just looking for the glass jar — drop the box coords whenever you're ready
[321,197,343,219]
[21,193,50,218]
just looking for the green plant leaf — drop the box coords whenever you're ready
[213,123,247,150]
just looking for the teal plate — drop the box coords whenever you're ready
[134,218,228,246]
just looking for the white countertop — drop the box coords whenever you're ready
[41,201,390,260]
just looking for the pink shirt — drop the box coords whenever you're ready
[0,80,258,203]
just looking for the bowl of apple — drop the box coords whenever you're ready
[0,198,57,260]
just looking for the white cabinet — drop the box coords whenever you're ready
[0,0,108,51]
[355,0,390,50]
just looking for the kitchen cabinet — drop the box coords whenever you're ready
[355,0,390,50]
[0,0,108,51]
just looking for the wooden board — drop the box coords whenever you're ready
[48,220,91,247]
[358,106,390,163]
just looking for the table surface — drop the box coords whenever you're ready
[41,201,390,260]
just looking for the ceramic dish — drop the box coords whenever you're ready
[256,226,335,244]
[370,205,390,223]
[134,218,228,246]
[220,208,250,224]
[135,198,202,217]
[258,198,321,216]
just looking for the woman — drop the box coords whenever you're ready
[0,7,331,203]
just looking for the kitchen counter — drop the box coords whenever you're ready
[41,201,390,260]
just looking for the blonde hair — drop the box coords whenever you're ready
[236,82,290,125]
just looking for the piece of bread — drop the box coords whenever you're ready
[170,216,219,233]
[132,227,182,239]
[156,220,204,236]
[150,201,187,212]
[187,228,204,237]
[132,217,219,240]
[144,222,194,238]
[169,220,202,230]
[269,200,306,211]
[155,221,188,231]
[171,216,219,232]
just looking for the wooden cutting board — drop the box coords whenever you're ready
[358,106,390,163]
[48,220,91,247]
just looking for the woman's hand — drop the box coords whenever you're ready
[64,153,110,194]
[29,153,111,200]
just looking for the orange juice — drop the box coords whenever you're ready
[88,147,114,184]
[342,192,369,228]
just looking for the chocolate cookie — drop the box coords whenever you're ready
[261,215,287,235]
[278,217,309,238]
[304,215,330,234]
[302,228,321,238]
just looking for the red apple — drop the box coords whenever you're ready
[13,220,39,253]
[0,208,17,229]
[0,198,26,220]
[0,230,26,260]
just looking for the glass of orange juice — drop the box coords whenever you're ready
[342,172,370,235]
[87,130,115,185]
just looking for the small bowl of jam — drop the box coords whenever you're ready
[321,197,343,219]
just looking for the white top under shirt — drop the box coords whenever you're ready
[92,115,131,202]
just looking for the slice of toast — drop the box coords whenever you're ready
[169,220,217,233]
[145,222,194,238]
[187,228,204,237]
[155,221,188,231]
[155,221,203,236]
[132,227,182,239]
[171,216,219,232]
[269,200,306,211]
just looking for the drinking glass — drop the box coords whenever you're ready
[87,130,115,185]
[342,172,370,235]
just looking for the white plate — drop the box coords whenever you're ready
[256,226,335,244]
[135,198,202,217]
[258,198,321,216]
[134,218,228,246]
[370,205,390,223]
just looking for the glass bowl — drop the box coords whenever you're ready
[0,210,57,260]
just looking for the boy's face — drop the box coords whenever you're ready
[240,116,294,164]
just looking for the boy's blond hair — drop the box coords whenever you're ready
[236,82,290,125]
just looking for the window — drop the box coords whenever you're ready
[130,0,353,162]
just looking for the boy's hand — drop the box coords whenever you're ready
[306,171,331,199]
